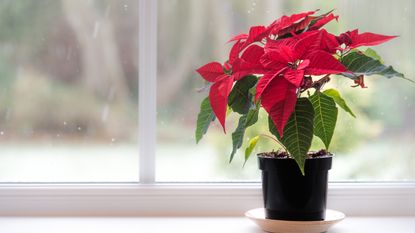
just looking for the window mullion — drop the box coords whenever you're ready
[138,0,157,183]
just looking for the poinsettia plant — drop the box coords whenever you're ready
[195,10,407,174]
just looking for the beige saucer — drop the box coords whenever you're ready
[245,208,345,233]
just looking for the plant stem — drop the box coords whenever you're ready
[312,74,331,91]
[259,134,288,152]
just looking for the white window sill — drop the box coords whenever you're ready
[1,183,415,216]
[0,216,414,233]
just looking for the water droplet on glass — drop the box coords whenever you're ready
[0,131,4,135]
[123,4,128,11]
[63,121,67,125]
[252,2,256,6]
[78,126,82,131]
[404,96,408,101]
[111,138,116,142]
[247,10,251,14]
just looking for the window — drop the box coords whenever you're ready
[0,0,139,182]
[1,0,414,183]
[156,0,415,182]
[0,0,414,217]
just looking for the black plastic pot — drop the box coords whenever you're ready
[258,155,332,221]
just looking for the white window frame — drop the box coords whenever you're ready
[138,0,156,184]
[0,0,414,217]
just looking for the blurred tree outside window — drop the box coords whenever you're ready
[0,0,139,182]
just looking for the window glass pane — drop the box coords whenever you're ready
[0,0,138,182]
[157,0,415,181]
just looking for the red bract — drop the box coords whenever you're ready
[226,10,340,77]
[261,77,298,136]
[267,10,316,36]
[257,32,346,136]
[196,43,266,132]
[276,16,315,37]
[229,11,317,54]
[229,11,338,48]
[228,26,267,53]
[309,13,338,30]
[196,62,223,82]
[265,37,298,51]
[277,12,339,36]
[337,29,397,49]
[228,40,244,64]
[242,26,267,48]
[294,29,339,54]
[264,30,339,57]
[208,74,234,132]
[258,30,344,93]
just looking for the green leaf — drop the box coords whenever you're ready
[323,88,356,118]
[268,98,315,174]
[230,115,247,163]
[229,105,259,163]
[244,136,260,166]
[228,75,257,114]
[341,51,405,79]
[195,97,215,144]
[364,48,383,64]
[245,102,259,127]
[309,92,338,150]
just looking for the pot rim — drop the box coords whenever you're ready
[257,152,334,160]
[258,152,333,172]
